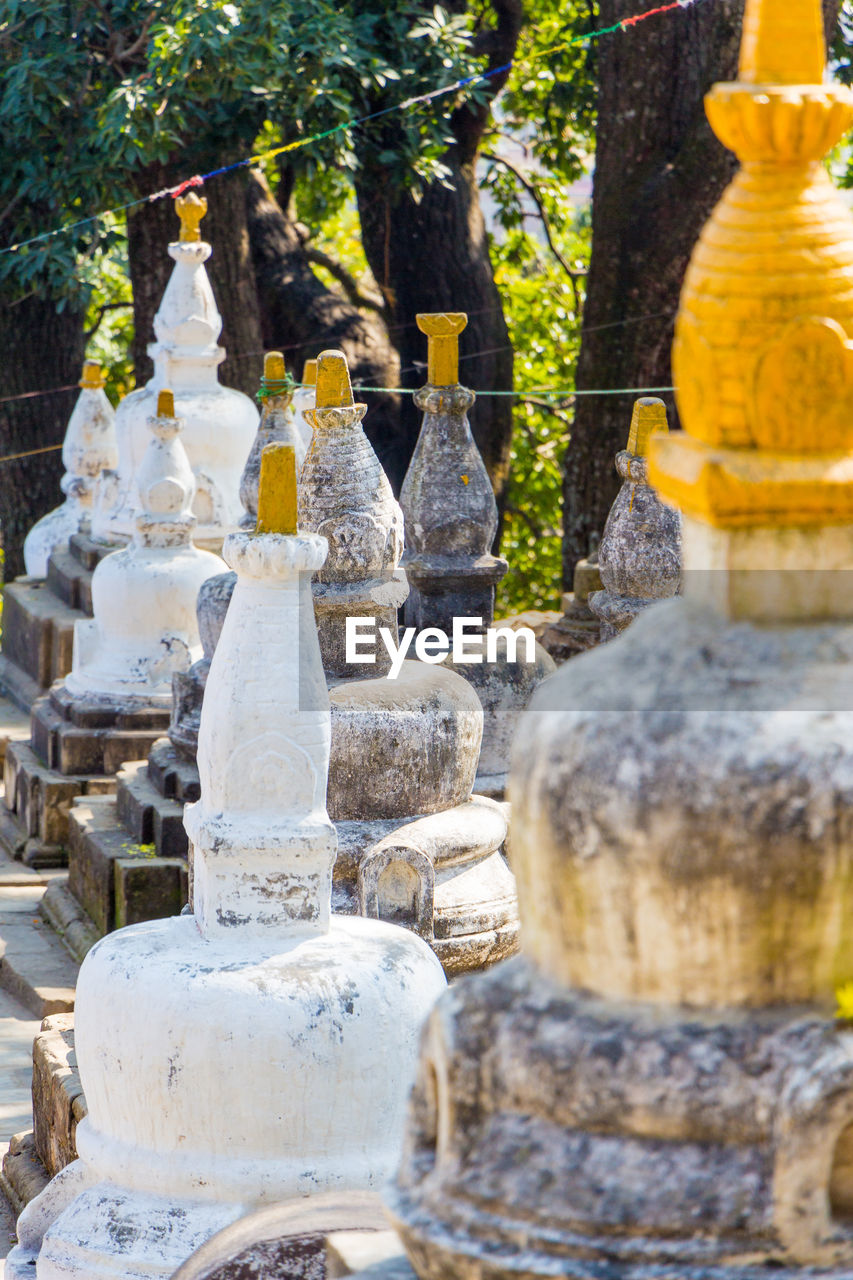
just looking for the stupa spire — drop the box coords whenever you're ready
[175,189,208,242]
[739,0,825,84]
[417,312,467,386]
[649,0,853,564]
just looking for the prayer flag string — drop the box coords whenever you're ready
[1,0,708,259]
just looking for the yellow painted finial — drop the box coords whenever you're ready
[302,359,318,388]
[416,313,467,386]
[315,350,354,410]
[739,0,825,85]
[157,389,175,418]
[264,351,286,382]
[627,398,668,458]
[175,191,208,243]
[648,0,853,531]
[80,361,105,390]
[256,443,297,536]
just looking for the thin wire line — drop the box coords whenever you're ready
[0,0,707,259]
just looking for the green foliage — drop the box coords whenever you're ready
[0,0,486,302]
[494,213,590,616]
[82,217,135,406]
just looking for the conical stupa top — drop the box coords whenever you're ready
[256,443,297,536]
[648,0,853,530]
[739,0,824,85]
[626,397,668,458]
[176,190,208,243]
[416,313,467,386]
[315,350,355,409]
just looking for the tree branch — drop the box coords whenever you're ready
[301,246,388,318]
[84,301,132,341]
[482,150,585,310]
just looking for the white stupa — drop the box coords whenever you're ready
[23,360,118,577]
[66,389,226,704]
[91,190,257,551]
[7,442,446,1279]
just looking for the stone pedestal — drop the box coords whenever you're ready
[400,314,554,796]
[24,361,118,578]
[0,534,118,714]
[7,444,446,1280]
[589,397,681,640]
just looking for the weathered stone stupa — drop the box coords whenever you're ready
[91,191,257,550]
[299,349,516,974]
[5,391,225,866]
[589,396,682,639]
[24,361,118,578]
[239,352,310,530]
[400,314,554,796]
[6,444,446,1280]
[387,3,853,1276]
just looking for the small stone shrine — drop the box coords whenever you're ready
[6,444,447,1280]
[386,3,853,1278]
[4,391,225,867]
[399,313,554,796]
[589,395,682,639]
[91,190,257,550]
[239,352,310,528]
[299,348,515,974]
[24,360,118,579]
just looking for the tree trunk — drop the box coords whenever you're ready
[354,158,514,502]
[245,171,402,478]
[0,289,85,580]
[352,0,522,506]
[127,162,263,398]
[562,0,841,583]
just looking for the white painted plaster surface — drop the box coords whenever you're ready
[91,238,257,550]
[7,522,445,1278]
[25,383,118,577]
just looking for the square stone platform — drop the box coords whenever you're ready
[0,534,118,714]
[5,686,171,868]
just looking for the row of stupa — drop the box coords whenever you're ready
[12,0,853,1277]
[0,191,564,979]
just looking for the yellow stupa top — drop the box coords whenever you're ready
[79,360,105,390]
[649,0,853,529]
[627,398,668,458]
[302,359,318,388]
[264,351,286,382]
[256,443,297,536]
[315,350,354,409]
[175,191,208,243]
[739,0,824,84]
[156,389,175,418]
[417,313,467,386]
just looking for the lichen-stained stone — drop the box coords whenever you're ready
[400,315,554,796]
[24,362,118,578]
[91,192,257,552]
[6,444,446,1280]
[589,396,682,640]
[385,3,853,1278]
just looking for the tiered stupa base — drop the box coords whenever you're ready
[538,555,604,662]
[0,534,119,712]
[389,956,853,1280]
[4,683,170,867]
